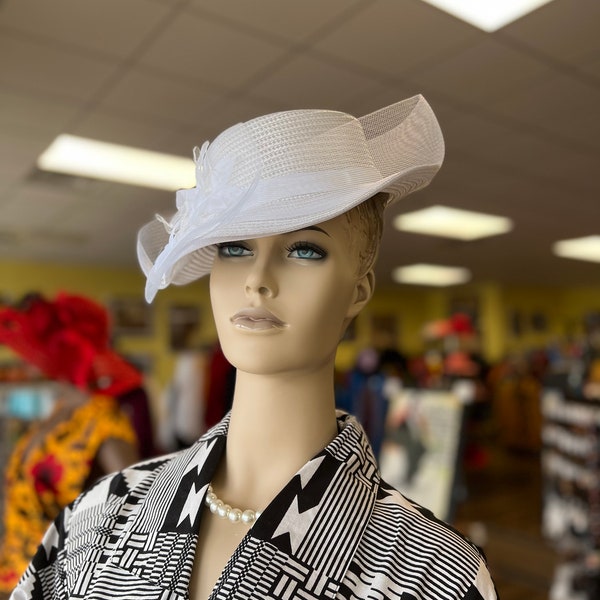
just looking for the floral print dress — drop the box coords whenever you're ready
[0,394,136,593]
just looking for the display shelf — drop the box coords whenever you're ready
[541,388,600,600]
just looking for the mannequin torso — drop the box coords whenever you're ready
[186,215,370,598]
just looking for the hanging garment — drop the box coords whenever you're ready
[11,413,496,600]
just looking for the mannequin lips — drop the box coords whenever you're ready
[231,307,287,331]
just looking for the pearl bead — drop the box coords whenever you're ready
[228,508,242,523]
[241,510,255,524]
[217,503,231,518]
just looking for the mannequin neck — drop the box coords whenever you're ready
[212,363,338,512]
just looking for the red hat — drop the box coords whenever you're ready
[0,293,142,396]
[423,312,476,340]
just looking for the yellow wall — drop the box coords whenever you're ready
[2,259,599,385]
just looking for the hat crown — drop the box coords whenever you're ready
[207,109,375,189]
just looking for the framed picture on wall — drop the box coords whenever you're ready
[121,352,154,375]
[370,314,399,348]
[168,304,202,350]
[109,297,153,337]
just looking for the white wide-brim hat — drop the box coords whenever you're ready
[138,94,444,302]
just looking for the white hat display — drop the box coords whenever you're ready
[138,94,444,303]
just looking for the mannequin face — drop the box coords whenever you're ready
[210,213,373,377]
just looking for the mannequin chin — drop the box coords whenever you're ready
[209,212,374,378]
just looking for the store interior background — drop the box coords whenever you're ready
[1,1,599,598]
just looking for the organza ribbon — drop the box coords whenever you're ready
[147,139,261,294]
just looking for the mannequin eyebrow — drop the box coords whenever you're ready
[297,226,330,237]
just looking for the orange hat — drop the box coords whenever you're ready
[0,293,142,396]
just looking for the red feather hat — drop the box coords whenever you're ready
[0,293,142,396]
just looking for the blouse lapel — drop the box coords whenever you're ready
[245,413,380,598]
[101,425,228,598]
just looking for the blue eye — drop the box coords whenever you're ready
[217,243,252,258]
[287,242,326,260]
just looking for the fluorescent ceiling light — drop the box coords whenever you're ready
[393,205,512,241]
[392,264,471,286]
[37,135,195,191]
[553,236,600,264]
[420,0,555,32]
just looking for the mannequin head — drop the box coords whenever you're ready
[209,196,384,377]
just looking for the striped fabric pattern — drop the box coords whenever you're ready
[11,413,497,600]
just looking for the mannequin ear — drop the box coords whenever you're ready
[345,270,375,320]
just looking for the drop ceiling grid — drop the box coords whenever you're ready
[0,0,596,285]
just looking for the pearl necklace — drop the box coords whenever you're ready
[205,484,261,525]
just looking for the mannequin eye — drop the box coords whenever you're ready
[286,242,327,260]
[217,242,252,258]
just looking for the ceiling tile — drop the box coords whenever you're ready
[59,187,169,234]
[444,112,600,196]
[488,73,600,151]
[99,68,223,126]
[159,94,279,155]
[70,108,181,151]
[249,54,381,111]
[314,0,483,77]
[501,0,600,65]
[190,0,363,42]
[580,52,600,79]
[0,33,117,102]
[408,38,552,105]
[0,135,52,188]
[0,90,80,140]
[0,185,80,230]
[0,0,172,59]
[138,12,287,88]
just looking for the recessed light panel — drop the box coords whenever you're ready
[37,135,195,191]
[553,236,600,264]
[393,205,513,241]
[392,264,471,286]
[420,0,555,32]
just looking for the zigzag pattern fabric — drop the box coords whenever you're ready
[11,413,497,599]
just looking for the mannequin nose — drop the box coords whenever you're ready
[245,260,278,298]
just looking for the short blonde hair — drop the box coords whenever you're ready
[343,192,389,277]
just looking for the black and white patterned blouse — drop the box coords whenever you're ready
[12,413,497,600]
